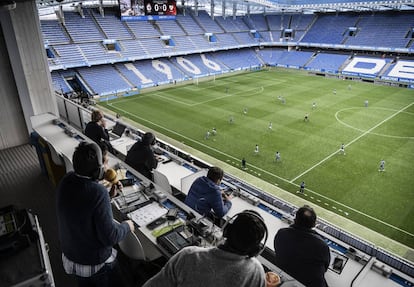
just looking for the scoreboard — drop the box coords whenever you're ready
[119,0,176,21]
[144,0,176,16]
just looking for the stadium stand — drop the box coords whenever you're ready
[125,20,161,39]
[118,39,149,60]
[301,14,358,45]
[78,42,120,64]
[212,49,262,70]
[276,51,314,68]
[186,34,213,50]
[62,11,105,42]
[344,12,414,49]
[257,48,286,66]
[40,8,414,94]
[172,54,225,76]
[76,65,131,95]
[40,20,71,45]
[51,72,73,95]
[53,44,86,67]
[215,16,250,33]
[232,32,259,46]
[34,5,414,285]
[305,52,350,73]
[245,13,269,31]
[155,19,187,36]
[194,10,225,33]
[91,10,133,40]
[176,14,205,35]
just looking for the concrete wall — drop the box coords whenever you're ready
[0,0,57,149]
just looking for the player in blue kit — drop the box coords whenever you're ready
[299,181,305,193]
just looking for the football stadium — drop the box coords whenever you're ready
[0,0,413,285]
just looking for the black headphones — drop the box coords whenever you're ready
[142,132,156,146]
[222,210,268,257]
[73,141,105,180]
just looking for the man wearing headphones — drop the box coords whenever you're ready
[56,142,134,287]
[273,205,330,287]
[184,166,232,219]
[125,132,158,180]
[84,110,114,153]
[142,210,267,287]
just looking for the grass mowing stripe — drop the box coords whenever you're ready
[102,69,414,248]
[108,101,414,239]
[291,101,414,182]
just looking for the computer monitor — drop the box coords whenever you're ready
[112,122,127,137]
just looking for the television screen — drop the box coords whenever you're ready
[119,0,176,21]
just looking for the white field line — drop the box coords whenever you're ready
[290,101,414,183]
[153,85,267,107]
[110,78,284,107]
[108,101,414,238]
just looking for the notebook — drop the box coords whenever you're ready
[127,202,168,227]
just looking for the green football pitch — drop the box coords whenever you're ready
[100,68,414,249]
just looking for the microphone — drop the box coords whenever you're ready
[104,169,123,198]
[104,168,118,184]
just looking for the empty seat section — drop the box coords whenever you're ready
[91,10,133,40]
[194,10,224,33]
[301,14,358,45]
[245,14,268,31]
[51,72,73,94]
[232,32,258,45]
[41,20,71,45]
[155,20,186,36]
[53,44,86,67]
[212,49,261,70]
[276,51,314,67]
[215,33,239,48]
[125,21,160,39]
[63,11,104,42]
[119,40,149,59]
[215,16,249,33]
[305,53,349,72]
[176,14,205,35]
[78,42,120,64]
[345,12,414,49]
[77,65,131,95]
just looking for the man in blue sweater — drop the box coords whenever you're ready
[184,166,232,219]
[56,142,134,287]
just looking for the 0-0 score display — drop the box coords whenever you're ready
[144,0,176,16]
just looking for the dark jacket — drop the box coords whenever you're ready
[125,141,158,180]
[184,176,232,218]
[84,121,113,152]
[273,224,330,287]
[56,172,129,265]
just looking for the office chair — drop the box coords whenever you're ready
[114,219,146,261]
[46,141,64,167]
[114,220,162,286]
[153,170,172,194]
[118,230,146,261]
[45,141,66,186]
[62,156,74,173]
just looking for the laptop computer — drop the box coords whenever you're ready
[109,122,126,139]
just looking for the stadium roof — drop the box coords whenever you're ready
[33,0,414,15]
